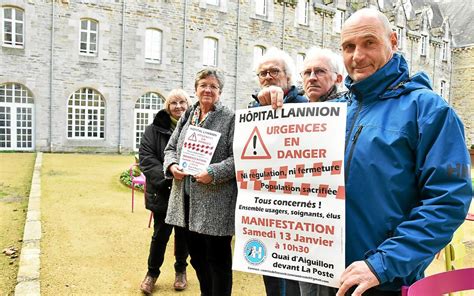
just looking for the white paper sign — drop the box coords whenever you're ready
[232,102,347,288]
[179,125,221,175]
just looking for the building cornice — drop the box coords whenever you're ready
[313,3,335,17]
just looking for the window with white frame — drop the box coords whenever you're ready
[206,0,219,6]
[377,0,384,10]
[396,27,404,50]
[2,7,24,48]
[145,28,162,63]
[297,0,309,25]
[440,80,447,100]
[441,41,449,61]
[0,83,34,150]
[67,88,105,139]
[420,34,428,56]
[80,18,98,55]
[334,9,344,33]
[296,53,305,78]
[133,92,165,150]
[253,45,266,69]
[256,0,267,17]
[203,37,218,67]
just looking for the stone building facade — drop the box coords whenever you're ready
[0,0,470,152]
[452,47,474,150]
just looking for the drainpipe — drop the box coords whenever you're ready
[281,3,286,50]
[321,12,325,48]
[118,0,125,153]
[432,45,436,89]
[409,38,413,73]
[234,0,241,110]
[448,47,453,105]
[49,0,55,152]
[182,0,189,88]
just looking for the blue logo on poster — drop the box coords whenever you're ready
[181,161,188,168]
[244,239,266,265]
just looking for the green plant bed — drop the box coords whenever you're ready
[119,169,144,191]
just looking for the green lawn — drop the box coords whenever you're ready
[1,153,472,295]
[0,153,36,295]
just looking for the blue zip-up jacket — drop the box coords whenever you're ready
[342,53,472,291]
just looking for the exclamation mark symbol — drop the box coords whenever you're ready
[319,201,321,209]
[253,135,257,155]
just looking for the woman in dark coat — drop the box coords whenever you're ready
[138,89,192,294]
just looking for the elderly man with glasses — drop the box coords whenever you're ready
[252,47,345,296]
[251,47,308,108]
[250,47,305,296]
[257,47,344,107]
[300,47,345,103]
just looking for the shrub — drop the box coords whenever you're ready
[119,168,144,191]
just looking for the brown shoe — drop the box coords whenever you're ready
[174,271,187,291]
[140,274,157,294]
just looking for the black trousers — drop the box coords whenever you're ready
[186,230,233,296]
[147,212,188,278]
[263,275,301,296]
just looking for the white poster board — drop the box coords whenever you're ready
[179,125,221,175]
[232,102,347,288]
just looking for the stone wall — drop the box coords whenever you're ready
[0,0,469,152]
[451,47,474,149]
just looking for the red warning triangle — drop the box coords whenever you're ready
[188,132,197,141]
[241,127,271,159]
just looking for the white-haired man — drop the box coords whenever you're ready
[251,47,306,296]
[251,47,308,108]
[300,47,344,102]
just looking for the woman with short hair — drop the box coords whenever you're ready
[164,68,237,296]
[139,89,192,294]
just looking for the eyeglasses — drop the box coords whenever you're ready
[169,100,188,107]
[197,84,220,91]
[257,68,282,79]
[300,67,334,79]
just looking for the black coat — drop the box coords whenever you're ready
[139,109,174,214]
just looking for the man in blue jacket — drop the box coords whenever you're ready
[260,8,472,296]
[334,8,472,296]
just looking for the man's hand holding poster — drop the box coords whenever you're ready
[232,102,347,288]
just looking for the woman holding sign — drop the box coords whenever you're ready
[164,68,237,296]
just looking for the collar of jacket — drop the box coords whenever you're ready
[190,99,223,113]
[283,85,300,103]
[319,85,346,102]
[152,109,174,135]
[344,53,411,104]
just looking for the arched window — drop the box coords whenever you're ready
[134,92,165,150]
[67,88,105,139]
[0,83,34,150]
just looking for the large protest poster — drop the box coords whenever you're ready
[232,102,347,288]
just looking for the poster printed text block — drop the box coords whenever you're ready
[232,102,346,288]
